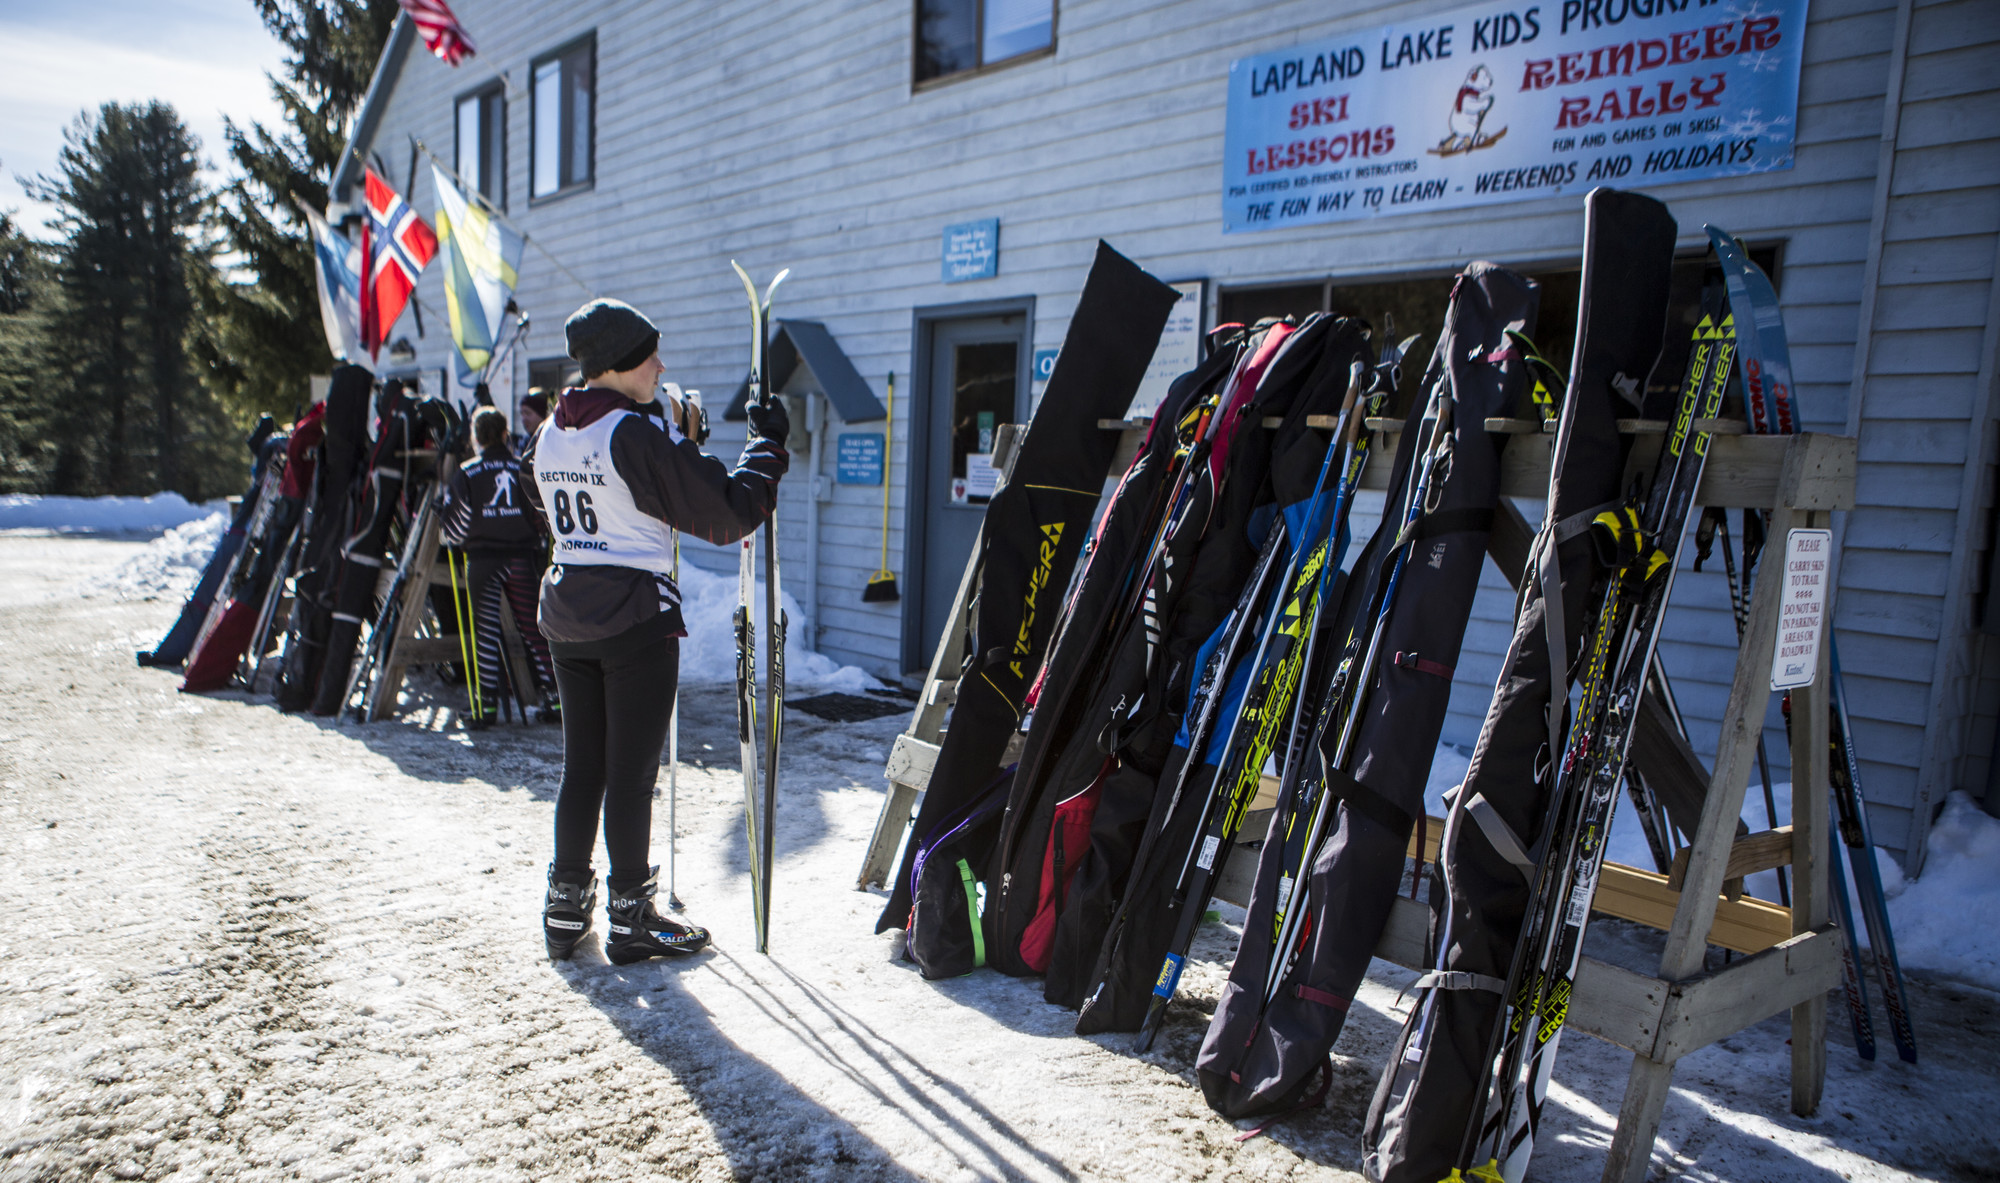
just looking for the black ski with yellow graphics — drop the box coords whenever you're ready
[1462,293,1737,1183]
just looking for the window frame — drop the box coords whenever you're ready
[453,80,507,210]
[529,31,597,204]
[912,0,1057,90]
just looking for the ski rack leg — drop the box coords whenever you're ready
[1784,510,1835,1118]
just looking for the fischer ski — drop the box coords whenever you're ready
[730,259,789,954]
[1466,293,1737,1182]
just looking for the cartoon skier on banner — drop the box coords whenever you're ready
[1431,65,1508,156]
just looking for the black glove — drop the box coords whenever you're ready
[747,397,790,449]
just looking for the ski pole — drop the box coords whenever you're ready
[667,528,683,910]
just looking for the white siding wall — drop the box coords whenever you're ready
[356,0,1992,864]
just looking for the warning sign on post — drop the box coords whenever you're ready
[1770,527,1831,691]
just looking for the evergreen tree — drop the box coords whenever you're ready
[26,103,225,498]
[193,0,399,421]
[0,209,56,492]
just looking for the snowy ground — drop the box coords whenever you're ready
[3,528,1998,1182]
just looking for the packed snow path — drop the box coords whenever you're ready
[2,531,1995,1182]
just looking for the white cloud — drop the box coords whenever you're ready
[0,15,288,236]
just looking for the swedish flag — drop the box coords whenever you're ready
[431,164,523,375]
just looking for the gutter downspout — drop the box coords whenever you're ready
[806,394,825,652]
[329,13,417,214]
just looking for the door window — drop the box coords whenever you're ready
[947,341,1016,505]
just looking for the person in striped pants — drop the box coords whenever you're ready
[441,406,559,728]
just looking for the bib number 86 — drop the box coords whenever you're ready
[551,490,599,535]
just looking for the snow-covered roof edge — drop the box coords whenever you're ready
[329,13,417,212]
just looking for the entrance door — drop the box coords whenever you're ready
[916,315,1028,665]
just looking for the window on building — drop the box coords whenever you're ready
[529,356,582,393]
[916,0,1054,84]
[532,35,594,199]
[455,84,505,206]
[1220,246,1782,421]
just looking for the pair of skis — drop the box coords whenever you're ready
[1706,227,1916,1065]
[1132,350,1380,1051]
[1452,292,1738,1182]
[731,261,790,955]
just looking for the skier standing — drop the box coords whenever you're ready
[524,298,789,962]
[439,406,561,728]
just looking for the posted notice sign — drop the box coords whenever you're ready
[1222,0,1807,232]
[1770,527,1831,691]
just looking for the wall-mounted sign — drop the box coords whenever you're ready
[1222,0,1807,232]
[1129,280,1206,418]
[836,432,885,485]
[942,219,1000,282]
[1770,527,1831,691]
[1032,348,1060,383]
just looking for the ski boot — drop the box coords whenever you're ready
[464,708,497,731]
[605,867,710,963]
[544,865,597,959]
[538,694,562,725]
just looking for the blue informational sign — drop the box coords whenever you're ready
[1032,348,1060,383]
[837,432,886,485]
[942,219,1000,282]
[1221,0,1807,232]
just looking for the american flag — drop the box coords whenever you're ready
[361,168,438,358]
[399,0,477,66]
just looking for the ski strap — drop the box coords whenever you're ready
[957,858,986,968]
[1394,651,1455,680]
[1295,983,1350,1010]
[1466,792,1537,879]
[1414,970,1508,994]
[1393,507,1494,552]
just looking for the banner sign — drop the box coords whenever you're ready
[1222,0,1808,232]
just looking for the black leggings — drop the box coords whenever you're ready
[551,634,677,890]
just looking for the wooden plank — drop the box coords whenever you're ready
[886,734,940,788]
[390,636,460,665]
[1659,927,1845,1060]
[1594,862,1796,956]
[1667,826,1795,891]
[1567,958,1670,1057]
[1788,533,1835,1117]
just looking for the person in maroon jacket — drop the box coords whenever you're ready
[523,298,789,963]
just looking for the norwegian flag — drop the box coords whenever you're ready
[361,167,438,359]
[398,0,477,65]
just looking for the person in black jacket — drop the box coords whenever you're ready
[523,297,789,963]
[440,406,560,728]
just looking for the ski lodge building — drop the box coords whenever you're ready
[335,0,1998,872]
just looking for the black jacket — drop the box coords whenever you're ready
[441,446,546,554]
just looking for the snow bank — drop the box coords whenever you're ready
[673,559,881,694]
[1883,791,2000,990]
[80,512,227,601]
[0,493,224,533]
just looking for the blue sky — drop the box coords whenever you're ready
[0,0,288,235]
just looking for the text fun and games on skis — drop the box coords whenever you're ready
[880,193,1909,1181]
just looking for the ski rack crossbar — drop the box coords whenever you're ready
[1219,420,1854,1183]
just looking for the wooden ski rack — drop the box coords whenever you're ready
[1279,421,1853,1181]
[859,406,1854,1182]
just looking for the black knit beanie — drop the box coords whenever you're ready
[565,298,660,378]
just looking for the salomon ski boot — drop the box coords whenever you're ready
[544,865,597,959]
[605,867,710,963]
